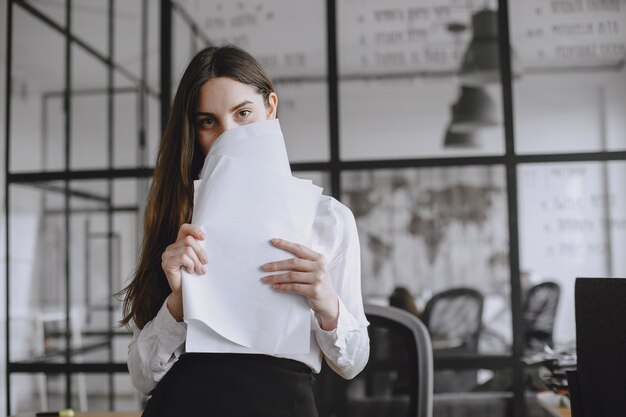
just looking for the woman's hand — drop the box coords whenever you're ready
[262,238,339,331]
[161,223,208,321]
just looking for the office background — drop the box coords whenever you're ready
[1,0,625,416]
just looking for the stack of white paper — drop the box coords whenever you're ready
[182,119,323,354]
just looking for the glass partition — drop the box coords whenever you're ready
[8,178,142,365]
[6,1,155,413]
[342,165,511,394]
[9,372,140,413]
[518,161,626,348]
[510,0,626,154]
[173,0,330,163]
[338,0,506,160]
[9,6,66,173]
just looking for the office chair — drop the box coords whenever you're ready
[421,287,483,392]
[315,304,433,417]
[570,277,626,417]
[523,281,560,352]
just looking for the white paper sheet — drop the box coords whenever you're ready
[199,119,291,178]
[182,120,322,354]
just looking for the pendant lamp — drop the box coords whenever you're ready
[460,8,520,85]
[443,127,480,148]
[449,85,499,132]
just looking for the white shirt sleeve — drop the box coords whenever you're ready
[127,300,187,395]
[313,201,370,380]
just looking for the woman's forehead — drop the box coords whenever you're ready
[197,77,263,111]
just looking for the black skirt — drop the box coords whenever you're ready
[141,353,318,417]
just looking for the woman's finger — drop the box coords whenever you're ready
[270,238,321,262]
[163,245,204,275]
[262,257,315,273]
[181,253,196,274]
[183,246,206,275]
[182,235,208,264]
[177,223,205,241]
[263,271,312,285]
[272,282,309,296]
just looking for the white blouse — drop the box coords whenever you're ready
[127,196,370,395]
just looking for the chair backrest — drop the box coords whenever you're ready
[421,287,483,352]
[315,304,433,417]
[572,277,626,417]
[523,281,560,351]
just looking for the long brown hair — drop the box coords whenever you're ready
[119,45,276,329]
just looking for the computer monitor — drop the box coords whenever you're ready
[573,277,626,417]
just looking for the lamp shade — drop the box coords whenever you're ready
[460,8,521,85]
[449,85,499,132]
[443,125,480,148]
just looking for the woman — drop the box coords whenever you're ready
[119,45,369,416]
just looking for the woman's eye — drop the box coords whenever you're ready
[238,110,251,118]
[199,118,215,127]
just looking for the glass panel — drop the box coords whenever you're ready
[338,0,505,159]
[145,1,160,94]
[82,212,115,339]
[110,1,157,93]
[172,9,193,92]
[180,0,326,78]
[113,178,143,207]
[113,212,141,298]
[608,162,626,276]
[72,0,108,56]
[10,372,141,412]
[342,166,509,296]
[67,182,110,366]
[10,6,66,172]
[70,45,108,170]
[510,1,626,154]
[173,0,330,163]
[519,162,626,352]
[342,166,511,360]
[113,0,154,168]
[277,83,330,163]
[115,0,144,82]
[42,95,66,171]
[338,0,464,76]
[113,91,139,167]
[10,373,57,413]
[8,179,141,365]
[113,373,143,411]
[9,183,68,362]
[146,94,161,167]
[23,0,66,27]
[69,181,139,364]
[339,80,505,160]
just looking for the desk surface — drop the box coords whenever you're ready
[551,408,571,417]
[12,413,141,417]
[536,391,571,417]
